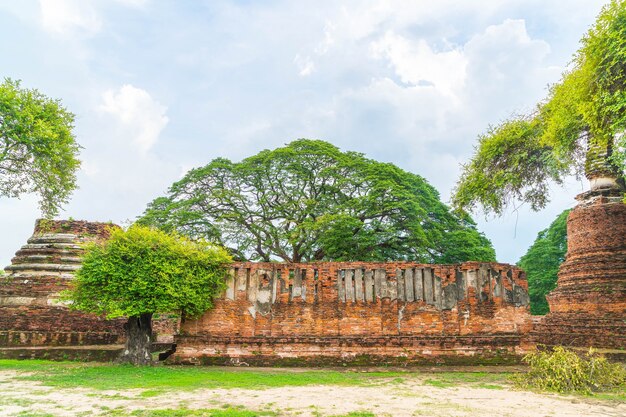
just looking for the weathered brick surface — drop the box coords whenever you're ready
[172,261,532,365]
[1,220,127,347]
[532,191,626,349]
[1,220,180,348]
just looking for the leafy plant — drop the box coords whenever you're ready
[518,210,570,315]
[512,346,626,394]
[64,225,232,365]
[0,78,80,218]
[139,139,495,264]
[453,0,626,214]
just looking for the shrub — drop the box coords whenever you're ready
[513,346,626,394]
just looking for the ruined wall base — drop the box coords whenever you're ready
[170,334,530,366]
[1,220,179,348]
[532,191,626,350]
[0,345,124,362]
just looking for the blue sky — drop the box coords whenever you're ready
[0,0,609,267]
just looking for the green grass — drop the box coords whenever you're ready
[88,406,276,417]
[592,391,626,403]
[422,372,509,389]
[129,407,275,417]
[0,360,403,392]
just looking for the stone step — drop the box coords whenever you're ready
[3,271,76,280]
[10,255,83,265]
[20,243,85,251]
[5,263,80,272]
[28,234,79,244]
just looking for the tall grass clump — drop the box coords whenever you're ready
[513,346,626,394]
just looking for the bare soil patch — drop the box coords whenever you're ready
[1,368,624,417]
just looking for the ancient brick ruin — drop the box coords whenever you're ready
[0,220,181,361]
[532,189,626,349]
[171,261,532,365]
[0,220,125,353]
[3,205,624,364]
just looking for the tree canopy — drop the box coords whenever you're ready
[518,209,570,315]
[65,225,232,364]
[453,0,626,215]
[0,78,80,217]
[139,139,495,264]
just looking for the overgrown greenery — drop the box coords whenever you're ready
[0,360,403,391]
[0,78,80,217]
[518,209,570,315]
[453,0,626,214]
[512,347,626,394]
[64,226,232,365]
[139,139,495,264]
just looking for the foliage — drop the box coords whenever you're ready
[65,225,232,319]
[0,78,80,217]
[518,209,570,315]
[3,360,404,391]
[453,0,626,214]
[453,118,571,215]
[139,139,495,263]
[512,346,626,394]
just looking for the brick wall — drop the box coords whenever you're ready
[532,190,626,349]
[172,261,533,365]
[0,220,127,347]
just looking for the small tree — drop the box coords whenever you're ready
[65,225,232,365]
[0,78,80,217]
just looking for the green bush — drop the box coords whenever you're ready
[513,346,626,394]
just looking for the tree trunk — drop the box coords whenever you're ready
[585,135,624,191]
[119,313,153,365]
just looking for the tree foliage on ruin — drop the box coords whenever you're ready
[67,225,231,319]
[0,78,80,218]
[518,209,570,315]
[139,139,496,263]
[65,225,232,364]
[453,0,626,215]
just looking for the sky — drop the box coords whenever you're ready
[0,0,610,268]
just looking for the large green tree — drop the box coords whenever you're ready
[65,226,232,365]
[0,78,80,217]
[453,0,626,215]
[139,139,495,263]
[518,210,570,315]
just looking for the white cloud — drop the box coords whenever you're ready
[0,0,611,270]
[38,0,148,36]
[114,0,148,8]
[294,54,315,77]
[100,85,169,153]
[39,0,102,35]
[371,32,467,98]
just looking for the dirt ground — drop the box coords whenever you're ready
[1,369,625,417]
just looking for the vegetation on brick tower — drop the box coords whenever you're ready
[64,225,232,365]
[0,78,80,218]
[518,210,570,315]
[139,139,495,263]
[452,0,626,214]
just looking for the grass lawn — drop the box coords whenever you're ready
[0,360,623,417]
[0,359,413,391]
